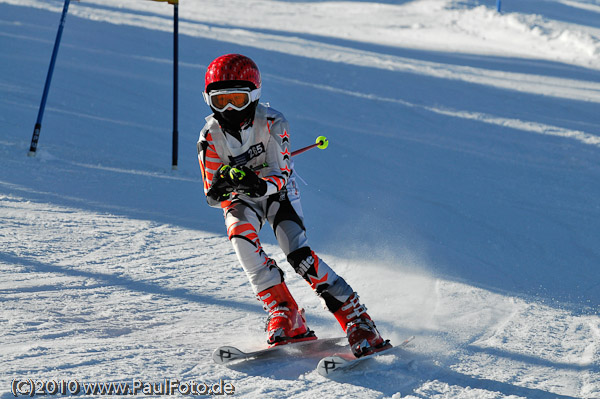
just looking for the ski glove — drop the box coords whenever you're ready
[229,166,267,198]
[207,165,235,202]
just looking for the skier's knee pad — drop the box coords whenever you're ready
[287,246,336,294]
[287,246,315,280]
[287,247,352,313]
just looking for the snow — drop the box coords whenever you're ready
[1,0,599,398]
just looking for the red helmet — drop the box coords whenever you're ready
[205,54,261,92]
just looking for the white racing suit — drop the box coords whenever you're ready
[197,103,353,314]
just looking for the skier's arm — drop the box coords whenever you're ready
[197,131,230,207]
[260,116,292,195]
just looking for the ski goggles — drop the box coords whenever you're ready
[203,88,261,112]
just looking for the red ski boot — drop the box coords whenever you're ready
[333,293,389,357]
[258,282,316,347]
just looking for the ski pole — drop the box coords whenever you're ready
[252,136,329,171]
[291,135,329,156]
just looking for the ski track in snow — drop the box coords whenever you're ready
[1,0,600,398]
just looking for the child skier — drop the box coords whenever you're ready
[197,54,388,357]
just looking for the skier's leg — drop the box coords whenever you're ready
[265,184,353,313]
[267,184,387,357]
[225,199,313,345]
[286,245,387,357]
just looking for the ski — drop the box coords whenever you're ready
[212,336,347,365]
[316,335,415,377]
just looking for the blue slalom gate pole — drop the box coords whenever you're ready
[172,1,179,170]
[28,0,71,156]
[496,0,501,12]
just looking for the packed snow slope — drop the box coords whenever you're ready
[1,0,599,398]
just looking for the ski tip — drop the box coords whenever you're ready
[316,336,416,377]
[317,355,348,377]
[212,346,246,365]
